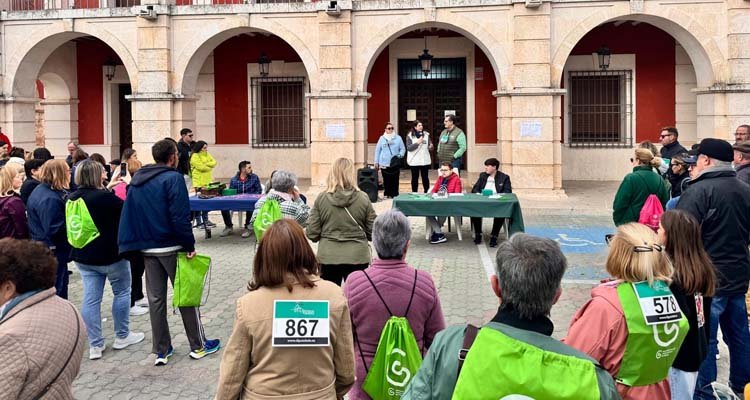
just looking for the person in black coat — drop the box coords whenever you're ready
[667,153,690,198]
[19,159,45,205]
[470,158,511,247]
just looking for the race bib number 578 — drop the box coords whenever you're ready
[632,281,682,325]
[272,300,330,347]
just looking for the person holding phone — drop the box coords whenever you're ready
[406,120,433,193]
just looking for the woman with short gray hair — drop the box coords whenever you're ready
[68,159,145,360]
[250,169,310,227]
[343,210,445,400]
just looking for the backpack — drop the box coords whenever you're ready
[639,194,664,231]
[357,270,422,400]
[252,198,282,240]
[65,198,100,249]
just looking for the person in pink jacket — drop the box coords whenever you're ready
[344,209,446,400]
[564,223,689,400]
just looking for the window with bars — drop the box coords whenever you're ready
[568,70,633,147]
[250,77,307,148]
[398,58,466,81]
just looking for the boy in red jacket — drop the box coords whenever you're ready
[427,162,462,244]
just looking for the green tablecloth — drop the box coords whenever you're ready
[392,193,525,235]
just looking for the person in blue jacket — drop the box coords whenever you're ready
[27,159,72,299]
[220,160,261,238]
[374,122,405,198]
[118,139,220,366]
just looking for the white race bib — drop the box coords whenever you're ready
[631,281,682,325]
[272,300,330,347]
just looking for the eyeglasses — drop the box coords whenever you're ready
[660,134,673,138]
[439,169,451,172]
[386,127,394,130]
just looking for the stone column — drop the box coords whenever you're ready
[309,3,365,186]
[501,2,565,195]
[2,98,38,150]
[130,4,174,163]
[40,98,78,157]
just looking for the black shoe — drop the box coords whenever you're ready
[489,236,498,247]
[474,234,482,245]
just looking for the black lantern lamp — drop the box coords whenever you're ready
[418,48,433,77]
[258,53,271,77]
[596,45,611,71]
[104,57,118,81]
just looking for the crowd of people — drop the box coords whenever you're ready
[0,123,749,400]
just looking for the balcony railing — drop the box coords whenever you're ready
[7,0,141,10]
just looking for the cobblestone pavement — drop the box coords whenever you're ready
[69,211,730,399]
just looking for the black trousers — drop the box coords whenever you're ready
[471,217,506,237]
[127,253,145,307]
[321,264,368,286]
[410,165,430,193]
[382,166,400,198]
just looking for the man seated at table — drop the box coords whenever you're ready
[221,160,263,238]
[470,157,512,247]
[426,162,463,244]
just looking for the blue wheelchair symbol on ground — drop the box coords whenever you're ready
[525,227,611,254]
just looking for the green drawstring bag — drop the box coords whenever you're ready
[173,253,211,308]
[65,198,100,249]
[253,199,282,241]
[359,270,423,400]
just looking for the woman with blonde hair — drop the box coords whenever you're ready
[27,159,73,298]
[307,157,377,285]
[0,163,28,239]
[216,219,355,400]
[612,148,670,226]
[565,223,689,400]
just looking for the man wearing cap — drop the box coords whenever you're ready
[676,138,750,399]
[733,141,750,185]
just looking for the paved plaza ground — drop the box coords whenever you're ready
[68,195,731,399]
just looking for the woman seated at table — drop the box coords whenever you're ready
[426,162,462,244]
[470,157,512,247]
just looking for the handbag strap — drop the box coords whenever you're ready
[457,324,479,377]
[33,301,80,400]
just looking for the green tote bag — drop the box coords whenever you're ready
[173,253,211,308]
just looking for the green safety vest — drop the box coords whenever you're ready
[437,128,461,164]
[451,326,601,400]
[616,280,689,387]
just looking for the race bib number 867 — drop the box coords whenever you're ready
[272,300,330,347]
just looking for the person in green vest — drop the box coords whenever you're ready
[565,223,689,400]
[401,233,619,400]
[436,115,466,172]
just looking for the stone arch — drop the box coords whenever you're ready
[175,17,319,96]
[37,72,71,100]
[7,22,138,98]
[551,8,726,88]
[357,17,511,92]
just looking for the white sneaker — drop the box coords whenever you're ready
[130,305,148,316]
[113,332,145,350]
[89,345,105,360]
[135,298,149,307]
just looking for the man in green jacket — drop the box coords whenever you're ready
[402,234,619,400]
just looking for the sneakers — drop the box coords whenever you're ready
[135,298,149,307]
[189,339,221,360]
[155,346,174,366]
[130,305,149,316]
[89,344,105,360]
[473,234,482,245]
[430,233,447,244]
[113,331,145,350]
[241,228,251,238]
[489,235,498,248]
[220,227,234,237]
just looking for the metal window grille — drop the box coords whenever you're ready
[251,77,307,148]
[9,0,140,11]
[398,58,466,81]
[568,70,633,148]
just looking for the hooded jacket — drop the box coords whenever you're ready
[306,189,376,265]
[27,183,70,260]
[676,166,750,296]
[0,194,28,239]
[118,164,195,254]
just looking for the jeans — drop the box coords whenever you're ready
[451,158,462,170]
[694,294,750,399]
[410,165,430,193]
[194,211,209,225]
[221,210,250,228]
[76,259,132,348]
[427,216,447,234]
[54,250,70,299]
[670,368,698,399]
